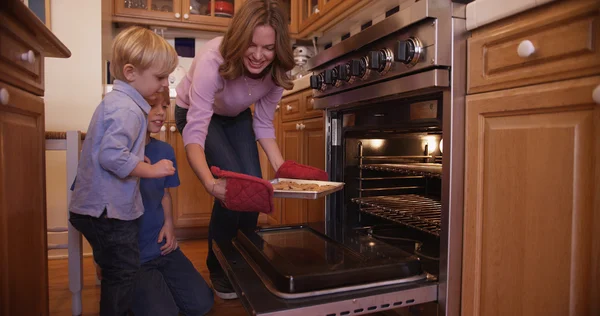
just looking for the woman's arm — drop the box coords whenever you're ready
[185,143,226,200]
[258,138,284,172]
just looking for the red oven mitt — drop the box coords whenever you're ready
[275,160,328,181]
[210,166,274,214]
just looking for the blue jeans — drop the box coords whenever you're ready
[131,248,214,316]
[69,210,140,316]
[175,106,262,275]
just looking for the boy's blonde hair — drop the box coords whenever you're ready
[145,89,170,107]
[110,26,178,82]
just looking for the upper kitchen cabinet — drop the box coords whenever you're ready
[113,0,243,32]
[279,0,298,35]
[296,0,367,39]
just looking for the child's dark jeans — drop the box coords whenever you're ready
[69,210,140,316]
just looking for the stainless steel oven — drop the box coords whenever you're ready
[213,1,468,315]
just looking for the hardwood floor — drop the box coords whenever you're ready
[48,239,247,316]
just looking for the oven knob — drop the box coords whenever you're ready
[310,73,326,91]
[310,74,322,89]
[324,68,339,86]
[368,49,393,74]
[350,58,368,79]
[396,37,423,67]
[336,64,350,82]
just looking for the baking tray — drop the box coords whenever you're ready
[235,225,422,294]
[270,178,344,199]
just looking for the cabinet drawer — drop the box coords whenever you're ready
[302,90,322,119]
[0,21,44,96]
[280,96,302,122]
[468,1,600,94]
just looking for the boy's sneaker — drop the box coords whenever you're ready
[210,273,238,300]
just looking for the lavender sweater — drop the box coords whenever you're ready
[175,37,283,148]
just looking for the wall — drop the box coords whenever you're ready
[44,0,102,258]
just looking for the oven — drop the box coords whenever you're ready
[213,1,468,315]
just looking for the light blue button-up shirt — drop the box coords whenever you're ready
[69,80,151,220]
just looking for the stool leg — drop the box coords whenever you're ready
[68,223,83,316]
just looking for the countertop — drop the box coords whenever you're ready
[282,75,311,97]
[466,0,557,31]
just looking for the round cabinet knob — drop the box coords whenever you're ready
[593,84,600,104]
[517,40,535,58]
[310,98,315,105]
[0,88,9,105]
[160,125,166,132]
[276,104,280,110]
[286,105,293,111]
[170,126,177,132]
[300,123,306,130]
[20,50,35,64]
[183,13,189,19]
[296,123,301,130]
[175,12,181,18]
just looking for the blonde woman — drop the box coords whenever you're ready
[175,0,327,300]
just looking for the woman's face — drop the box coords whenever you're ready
[243,25,276,75]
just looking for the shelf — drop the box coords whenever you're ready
[352,194,441,236]
[360,163,442,178]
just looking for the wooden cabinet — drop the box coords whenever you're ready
[113,0,243,32]
[0,1,70,315]
[276,88,326,225]
[462,2,600,316]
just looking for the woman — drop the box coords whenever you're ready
[174,0,327,300]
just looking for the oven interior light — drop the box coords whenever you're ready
[423,136,438,154]
[368,242,376,247]
[369,139,385,149]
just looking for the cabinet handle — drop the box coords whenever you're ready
[276,104,280,111]
[160,125,166,132]
[593,84,600,104]
[310,98,314,105]
[183,13,189,19]
[20,50,35,64]
[517,40,535,58]
[300,123,306,130]
[0,88,9,105]
[170,126,177,132]
[175,12,181,18]
[296,123,300,130]
[286,105,293,111]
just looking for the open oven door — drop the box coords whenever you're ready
[213,222,438,316]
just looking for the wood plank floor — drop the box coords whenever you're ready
[48,239,246,316]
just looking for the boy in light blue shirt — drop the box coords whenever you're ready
[68,26,178,316]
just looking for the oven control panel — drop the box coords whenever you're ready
[309,19,440,97]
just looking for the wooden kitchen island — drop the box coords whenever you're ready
[0,1,71,315]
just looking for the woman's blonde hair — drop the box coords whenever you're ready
[110,26,178,82]
[219,0,294,90]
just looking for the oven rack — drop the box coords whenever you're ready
[360,163,442,178]
[352,194,442,236]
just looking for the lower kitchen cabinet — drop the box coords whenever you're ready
[280,117,325,225]
[462,76,600,316]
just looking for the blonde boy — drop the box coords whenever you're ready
[69,26,178,316]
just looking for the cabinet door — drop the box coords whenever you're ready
[180,0,240,27]
[0,83,48,316]
[299,0,321,33]
[280,121,304,224]
[462,77,600,316]
[303,117,326,223]
[168,126,214,230]
[115,0,183,21]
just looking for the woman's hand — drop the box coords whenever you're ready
[210,178,227,201]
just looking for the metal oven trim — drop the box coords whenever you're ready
[314,68,450,110]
